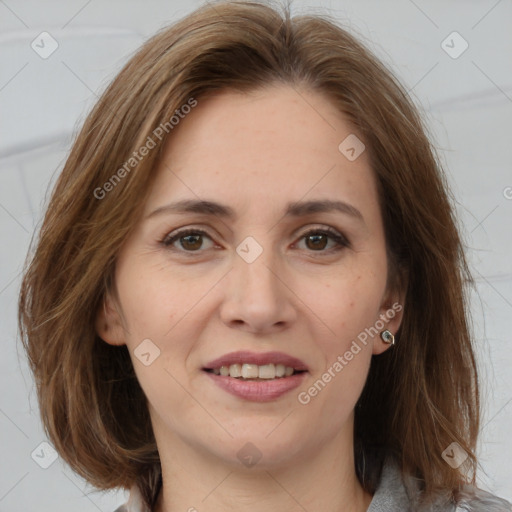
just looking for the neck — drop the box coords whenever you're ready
[153,425,373,512]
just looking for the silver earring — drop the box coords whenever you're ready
[380,330,395,345]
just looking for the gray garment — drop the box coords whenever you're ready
[368,457,511,512]
[366,456,416,511]
[114,457,511,512]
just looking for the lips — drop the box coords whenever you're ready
[203,350,309,372]
[202,351,309,402]
[204,371,307,402]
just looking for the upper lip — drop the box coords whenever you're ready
[204,351,309,371]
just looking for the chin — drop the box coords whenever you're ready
[213,429,311,470]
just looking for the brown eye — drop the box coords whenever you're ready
[296,228,349,253]
[179,234,203,251]
[305,233,329,251]
[162,229,214,252]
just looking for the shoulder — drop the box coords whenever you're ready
[453,485,512,512]
[369,456,511,512]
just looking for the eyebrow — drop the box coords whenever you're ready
[146,199,364,223]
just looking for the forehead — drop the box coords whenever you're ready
[145,84,379,220]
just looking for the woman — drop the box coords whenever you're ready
[18,1,511,511]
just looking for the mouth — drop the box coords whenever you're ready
[203,350,308,380]
[204,363,307,380]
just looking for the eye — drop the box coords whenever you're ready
[161,226,349,255]
[161,229,215,252]
[294,227,350,253]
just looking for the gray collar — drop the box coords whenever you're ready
[117,456,511,512]
[367,456,414,512]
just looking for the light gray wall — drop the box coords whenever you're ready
[1,1,511,510]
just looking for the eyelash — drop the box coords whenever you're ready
[160,226,350,256]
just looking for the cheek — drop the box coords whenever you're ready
[114,259,208,379]
[306,288,376,415]
[308,266,387,344]
[299,335,372,434]
[312,263,385,403]
[114,256,190,341]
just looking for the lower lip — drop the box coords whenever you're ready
[204,371,308,402]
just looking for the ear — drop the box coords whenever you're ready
[372,271,407,355]
[95,291,126,346]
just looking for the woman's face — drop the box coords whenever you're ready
[97,84,403,469]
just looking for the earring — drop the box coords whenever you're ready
[380,330,395,345]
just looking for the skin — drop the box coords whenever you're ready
[97,84,405,512]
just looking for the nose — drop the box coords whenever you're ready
[219,245,297,334]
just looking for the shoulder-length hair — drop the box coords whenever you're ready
[19,0,480,509]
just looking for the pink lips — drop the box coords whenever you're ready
[204,371,307,402]
[203,350,309,403]
[203,350,309,372]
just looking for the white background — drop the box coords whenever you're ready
[0,0,511,510]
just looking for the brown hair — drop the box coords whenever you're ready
[18,0,479,509]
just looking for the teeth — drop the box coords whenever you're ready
[275,364,285,377]
[258,364,275,379]
[213,363,299,379]
[241,364,259,378]
[229,364,242,378]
